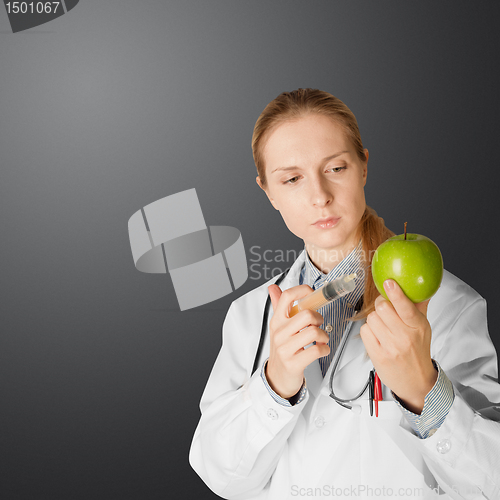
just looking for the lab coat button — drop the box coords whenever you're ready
[314,415,325,428]
[436,439,451,454]
[267,408,278,420]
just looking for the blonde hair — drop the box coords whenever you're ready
[251,88,394,320]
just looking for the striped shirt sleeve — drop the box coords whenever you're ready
[261,358,307,406]
[391,359,455,439]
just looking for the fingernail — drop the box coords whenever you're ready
[384,280,395,292]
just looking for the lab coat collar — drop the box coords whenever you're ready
[276,248,307,292]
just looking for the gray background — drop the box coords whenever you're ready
[1,1,499,498]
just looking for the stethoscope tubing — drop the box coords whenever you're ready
[328,314,372,409]
[252,268,291,376]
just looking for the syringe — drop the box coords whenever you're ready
[289,273,357,317]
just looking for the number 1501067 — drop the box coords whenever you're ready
[5,2,61,14]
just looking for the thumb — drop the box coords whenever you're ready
[268,284,282,312]
[415,298,431,318]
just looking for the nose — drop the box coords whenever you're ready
[309,175,333,208]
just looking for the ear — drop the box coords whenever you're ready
[256,176,279,211]
[362,148,369,186]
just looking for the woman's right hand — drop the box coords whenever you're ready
[265,284,330,400]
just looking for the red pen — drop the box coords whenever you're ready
[374,372,383,417]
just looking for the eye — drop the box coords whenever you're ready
[283,176,299,185]
[329,166,347,173]
[282,166,346,185]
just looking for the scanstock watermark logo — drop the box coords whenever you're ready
[2,0,79,33]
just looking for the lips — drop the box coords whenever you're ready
[312,217,341,228]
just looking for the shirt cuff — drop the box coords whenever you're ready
[391,359,455,439]
[260,358,307,407]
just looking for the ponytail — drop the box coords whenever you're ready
[356,205,395,321]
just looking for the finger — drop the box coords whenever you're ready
[373,295,405,335]
[288,325,330,355]
[359,323,381,359]
[289,308,324,332]
[295,341,331,367]
[366,310,393,348]
[374,294,385,309]
[415,298,431,317]
[274,308,324,347]
[268,284,282,313]
[275,284,315,320]
[383,279,423,328]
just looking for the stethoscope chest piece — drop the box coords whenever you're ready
[350,404,362,415]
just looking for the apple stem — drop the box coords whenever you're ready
[404,222,407,240]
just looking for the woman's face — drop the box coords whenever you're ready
[256,113,368,268]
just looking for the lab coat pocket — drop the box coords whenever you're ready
[373,400,405,420]
[356,399,404,421]
[361,400,439,495]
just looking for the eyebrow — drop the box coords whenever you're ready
[271,151,350,173]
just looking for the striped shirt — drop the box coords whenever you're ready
[261,240,455,439]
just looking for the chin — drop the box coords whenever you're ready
[309,234,345,251]
[320,229,358,247]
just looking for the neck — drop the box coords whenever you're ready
[305,237,360,275]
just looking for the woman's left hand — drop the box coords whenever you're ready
[359,279,438,414]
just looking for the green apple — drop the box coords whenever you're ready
[371,232,443,303]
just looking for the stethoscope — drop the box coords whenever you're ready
[252,267,377,413]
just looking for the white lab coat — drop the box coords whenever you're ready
[189,249,500,499]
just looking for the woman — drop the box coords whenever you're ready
[189,89,500,499]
